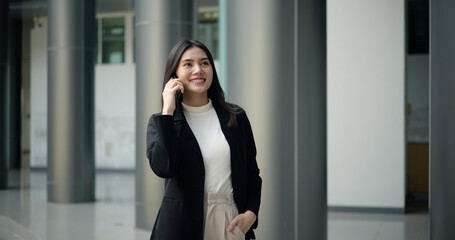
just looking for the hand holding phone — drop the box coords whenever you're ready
[172,74,182,95]
[162,73,183,115]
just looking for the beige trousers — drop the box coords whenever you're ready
[203,193,246,240]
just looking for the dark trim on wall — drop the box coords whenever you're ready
[328,206,406,214]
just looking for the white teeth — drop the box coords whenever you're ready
[190,79,205,83]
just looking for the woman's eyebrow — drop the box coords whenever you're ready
[181,57,209,62]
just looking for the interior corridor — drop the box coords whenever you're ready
[0,170,429,240]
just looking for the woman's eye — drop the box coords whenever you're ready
[183,63,192,67]
[201,61,210,66]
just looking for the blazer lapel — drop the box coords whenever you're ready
[214,103,233,146]
[174,99,204,168]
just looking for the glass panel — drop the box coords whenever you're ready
[95,18,99,64]
[102,17,125,64]
[198,11,219,60]
[133,16,135,63]
[198,22,219,60]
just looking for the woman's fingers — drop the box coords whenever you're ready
[226,216,239,232]
[227,211,257,234]
[165,79,184,93]
[173,82,184,93]
[163,80,182,95]
[162,79,183,115]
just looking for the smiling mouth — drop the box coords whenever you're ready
[189,78,205,83]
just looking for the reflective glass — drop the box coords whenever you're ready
[102,17,125,64]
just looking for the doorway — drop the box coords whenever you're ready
[406,0,429,213]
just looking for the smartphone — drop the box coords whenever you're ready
[172,73,178,79]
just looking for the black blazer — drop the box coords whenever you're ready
[146,98,262,240]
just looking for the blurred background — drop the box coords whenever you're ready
[1,0,450,239]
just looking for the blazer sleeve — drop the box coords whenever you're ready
[146,113,178,178]
[241,111,262,222]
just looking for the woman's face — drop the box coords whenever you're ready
[175,46,213,97]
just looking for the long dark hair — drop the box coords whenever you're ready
[163,39,240,127]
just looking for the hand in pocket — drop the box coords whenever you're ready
[227,210,257,234]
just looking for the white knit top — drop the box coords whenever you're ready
[182,99,233,194]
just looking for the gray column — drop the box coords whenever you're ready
[20,19,34,189]
[135,0,195,230]
[7,19,22,170]
[226,0,326,239]
[297,1,327,239]
[47,0,96,202]
[0,0,8,189]
[430,0,455,239]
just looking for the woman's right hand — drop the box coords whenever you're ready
[161,78,184,115]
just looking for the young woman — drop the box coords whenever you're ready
[146,39,262,240]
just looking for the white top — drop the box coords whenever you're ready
[182,99,233,194]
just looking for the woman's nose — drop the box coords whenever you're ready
[193,65,203,74]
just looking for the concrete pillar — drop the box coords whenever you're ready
[225,0,326,239]
[47,0,96,202]
[20,18,34,189]
[7,19,22,170]
[430,0,455,239]
[0,0,8,189]
[296,1,327,239]
[134,0,195,230]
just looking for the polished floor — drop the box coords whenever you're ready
[0,170,429,240]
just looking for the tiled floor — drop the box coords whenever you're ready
[328,206,429,240]
[0,170,429,240]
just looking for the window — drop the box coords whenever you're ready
[198,10,219,60]
[101,17,125,64]
[96,16,126,64]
